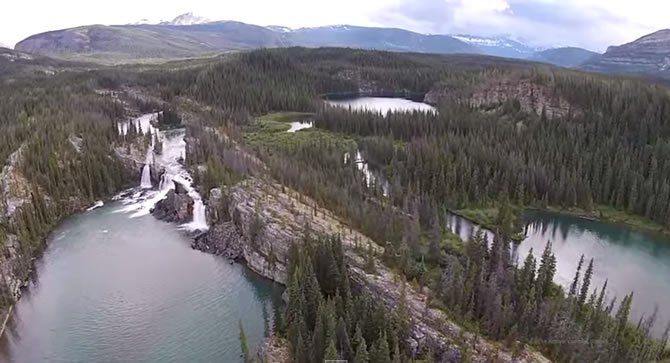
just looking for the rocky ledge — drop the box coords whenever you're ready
[150,181,194,223]
[194,177,549,363]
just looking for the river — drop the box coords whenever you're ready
[0,114,283,362]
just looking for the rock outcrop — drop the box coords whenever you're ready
[151,181,194,222]
[425,73,576,118]
[581,29,670,80]
[195,177,549,362]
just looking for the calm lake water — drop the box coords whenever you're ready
[325,96,436,113]
[445,210,670,337]
[0,202,283,363]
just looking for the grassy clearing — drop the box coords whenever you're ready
[257,111,314,123]
[244,113,354,151]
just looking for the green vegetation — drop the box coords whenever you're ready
[0,70,140,317]
[283,234,417,363]
[257,111,314,123]
[243,116,354,152]
[165,48,670,361]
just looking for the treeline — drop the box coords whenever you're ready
[314,77,670,228]
[282,233,417,362]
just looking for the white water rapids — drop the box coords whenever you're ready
[116,113,208,232]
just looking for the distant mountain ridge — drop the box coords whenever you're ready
[450,34,541,59]
[14,13,601,67]
[581,29,670,80]
[531,47,599,68]
[14,20,480,62]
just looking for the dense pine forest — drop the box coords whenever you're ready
[3,47,670,362]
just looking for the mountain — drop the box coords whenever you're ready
[285,25,478,54]
[531,47,599,68]
[451,34,540,59]
[581,29,670,80]
[15,22,286,62]
[159,13,211,26]
[15,22,478,63]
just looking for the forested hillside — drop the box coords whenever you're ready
[129,48,670,361]
[0,70,147,318]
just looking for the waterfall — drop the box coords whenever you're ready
[192,200,207,228]
[140,164,152,189]
[158,173,172,191]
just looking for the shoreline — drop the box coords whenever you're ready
[0,185,138,341]
[449,204,670,244]
[530,206,670,240]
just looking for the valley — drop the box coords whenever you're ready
[1,43,670,363]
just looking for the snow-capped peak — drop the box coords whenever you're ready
[128,18,153,25]
[452,35,516,48]
[160,13,211,26]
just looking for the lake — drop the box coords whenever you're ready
[445,209,670,337]
[325,96,436,113]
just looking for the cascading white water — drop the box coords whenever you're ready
[158,173,172,191]
[189,200,208,230]
[119,113,209,231]
[140,164,152,189]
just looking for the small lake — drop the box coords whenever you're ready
[325,96,436,113]
[445,210,670,337]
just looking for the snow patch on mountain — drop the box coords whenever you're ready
[160,13,211,26]
[267,25,293,33]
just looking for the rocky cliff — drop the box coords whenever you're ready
[424,72,576,118]
[581,29,670,80]
[194,177,550,362]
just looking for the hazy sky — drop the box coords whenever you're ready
[1,0,668,51]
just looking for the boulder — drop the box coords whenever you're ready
[191,221,243,260]
[151,189,193,223]
[173,180,189,195]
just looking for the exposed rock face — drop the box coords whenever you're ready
[256,336,291,363]
[151,181,194,222]
[113,144,145,182]
[195,177,549,362]
[0,145,31,222]
[425,74,576,118]
[205,187,223,225]
[192,222,243,259]
[581,29,670,80]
